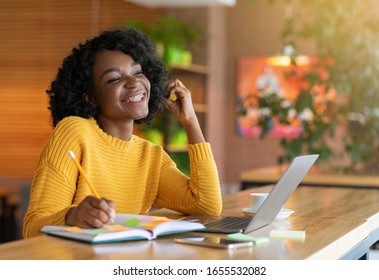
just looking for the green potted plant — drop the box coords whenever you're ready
[122,15,200,66]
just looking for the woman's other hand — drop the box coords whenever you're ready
[164,79,205,144]
[164,79,197,126]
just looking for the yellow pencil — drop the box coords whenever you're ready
[68,150,100,198]
[68,150,115,223]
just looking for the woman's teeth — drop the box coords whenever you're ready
[127,93,144,103]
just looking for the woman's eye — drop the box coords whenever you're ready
[134,71,144,76]
[108,77,121,83]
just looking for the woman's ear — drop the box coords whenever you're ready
[83,92,96,107]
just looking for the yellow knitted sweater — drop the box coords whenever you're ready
[23,116,222,238]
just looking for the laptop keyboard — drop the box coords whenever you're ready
[202,216,251,230]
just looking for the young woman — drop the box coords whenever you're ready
[23,28,222,238]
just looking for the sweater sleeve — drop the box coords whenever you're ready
[23,162,77,238]
[23,118,83,238]
[154,142,222,216]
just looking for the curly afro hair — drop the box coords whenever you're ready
[46,28,168,127]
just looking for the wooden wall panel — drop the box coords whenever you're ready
[0,0,164,180]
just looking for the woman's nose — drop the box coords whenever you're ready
[123,76,139,89]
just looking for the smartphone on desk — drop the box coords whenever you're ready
[174,236,254,249]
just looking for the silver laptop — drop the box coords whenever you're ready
[190,154,319,234]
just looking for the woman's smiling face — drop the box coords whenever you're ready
[90,50,151,124]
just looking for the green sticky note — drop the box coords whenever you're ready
[86,229,108,235]
[124,218,142,227]
[227,233,269,244]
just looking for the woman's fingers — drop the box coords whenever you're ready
[164,79,197,124]
[166,79,190,100]
[97,198,116,221]
[73,196,115,228]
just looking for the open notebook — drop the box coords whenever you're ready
[189,154,319,234]
[40,214,205,243]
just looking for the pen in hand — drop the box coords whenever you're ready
[68,150,115,223]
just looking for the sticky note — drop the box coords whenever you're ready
[142,221,166,230]
[269,230,306,240]
[104,224,128,231]
[227,233,269,244]
[124,218,142,227]
[170,92,177,101]
[63,226,83,233]
[85,229,108,235]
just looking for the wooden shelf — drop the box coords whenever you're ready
[193,103,208,113]
[170,64,208,75]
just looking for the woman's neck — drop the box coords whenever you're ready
[96,117,134,141]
